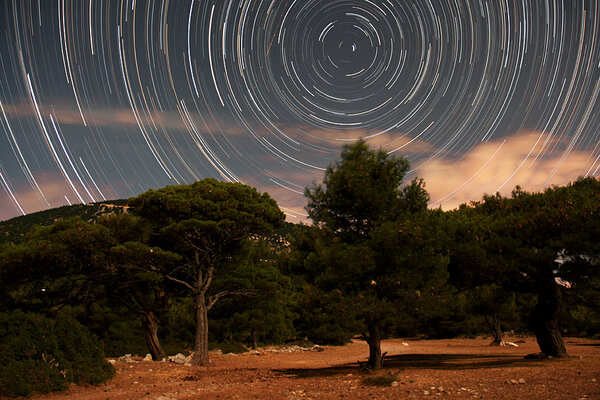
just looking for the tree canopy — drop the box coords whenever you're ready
[449,177,600,357]
[297,140,444,370]
[128,178,285,365]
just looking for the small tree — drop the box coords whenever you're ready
[302,140,440,370]
[128,179,284,365]
[207,239,296,349]
[98,213,180,360]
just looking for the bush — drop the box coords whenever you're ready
[362,372,399,386]
[209,340,247,354]
[0,311,114,397]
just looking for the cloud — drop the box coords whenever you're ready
[420,131,599,209]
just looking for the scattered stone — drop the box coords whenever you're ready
[250,350,261,355]
[391,381,399,387]
[518,379,525,384]
[402,342,410,346]
[424,390,430,395]
[169,353,187,364]
[509,379,518,385]
[143,353,153,362]
[118,354,135,363]
[107,359,117,365]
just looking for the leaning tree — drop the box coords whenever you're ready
[465,177,600,357]
[128,178,285,365]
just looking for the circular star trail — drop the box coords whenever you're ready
[0,0,599,220]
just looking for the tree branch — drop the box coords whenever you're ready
[207,289,254,311]
[164,274,195,292]
[200,266,214,296]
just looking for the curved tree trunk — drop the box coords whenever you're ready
[485,313,504,346]
[143,312,166,361]
[191,293,210,365]
[532,278,567,357]
[131,287,169,361]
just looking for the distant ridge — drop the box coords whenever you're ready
[0,200,128,245]
[0,199,297,245]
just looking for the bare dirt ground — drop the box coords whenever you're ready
[28,337,600,400]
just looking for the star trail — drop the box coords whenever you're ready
[1,0,599,221]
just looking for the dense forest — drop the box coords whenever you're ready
[1,141,599,396]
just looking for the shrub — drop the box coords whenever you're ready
[362,372,399,386]
[0,311,114,397]
[209,340,247,354]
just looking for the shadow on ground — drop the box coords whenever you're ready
[275,353,543,378]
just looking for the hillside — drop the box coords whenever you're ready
[0,200,297,245]
[0,200,128,245]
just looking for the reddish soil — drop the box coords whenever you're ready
[28,337,600,399]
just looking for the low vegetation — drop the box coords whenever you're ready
[0,311,114,397]
[362,372,399,386]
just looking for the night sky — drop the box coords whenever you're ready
[1,0,599,221]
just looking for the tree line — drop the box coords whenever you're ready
[1,140,599,372]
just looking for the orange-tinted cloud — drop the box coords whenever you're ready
[420,131,598,209]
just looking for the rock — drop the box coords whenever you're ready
[402,342,410,346]
[107,359,117,365]
[505,342,519,347]
[518,379,525,384]
[212,349,223,355]
[250,350,261,355]
[156,396,178,400]
[118,354,135,363]
[424,390,430,395]
[143,353,153,362]
[170,353,187,364]
[391,381,399,387]
[510,379,518,384]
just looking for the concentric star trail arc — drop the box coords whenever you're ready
[0,0,599,221]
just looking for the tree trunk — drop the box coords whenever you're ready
[366,325,382,370]
[130,286,169,361]
[532,278,567,357]
[191,293,210,365]
[252,329,258,350]
[143,312,166,361]
[485,313,504,346]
